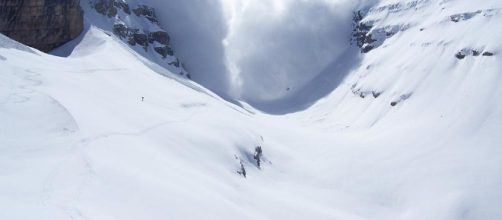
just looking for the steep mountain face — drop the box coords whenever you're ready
[303,0,502,128]
[143,0,359,104]
[0,0,83,52]
[77,0,191,78]
[143,0,502,115]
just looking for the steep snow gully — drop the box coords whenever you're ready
[1,0,502,220]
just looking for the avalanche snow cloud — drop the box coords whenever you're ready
[145,0,360,107]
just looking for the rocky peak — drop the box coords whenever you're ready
[90,0,190,79]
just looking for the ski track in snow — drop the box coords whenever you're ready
[41,113,198,220]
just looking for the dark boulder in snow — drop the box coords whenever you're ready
[483,51,494,56]
[455,51,466,59]
[456,48,494,59]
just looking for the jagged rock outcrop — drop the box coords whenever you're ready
[94,0,129,17]
[455,48,495,60]
[0,0,84,52]
[132,5,157,23]
[352,11,376,53]
[93,0,190,78]
[352,10,409,54]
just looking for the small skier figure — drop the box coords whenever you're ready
[141,96,144,102]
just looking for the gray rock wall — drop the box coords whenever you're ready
[0,0,84,52]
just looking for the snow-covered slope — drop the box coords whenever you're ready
[1,0,502,220]
[304,0,502,128]
[52,0,191,79]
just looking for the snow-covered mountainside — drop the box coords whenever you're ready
[51,0,191,78]
[1,0,501,220]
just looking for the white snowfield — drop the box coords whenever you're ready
[1,0,502,220]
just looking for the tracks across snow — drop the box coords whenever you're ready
[40,113,197,220]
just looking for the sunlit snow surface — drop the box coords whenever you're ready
[1,0,502,219]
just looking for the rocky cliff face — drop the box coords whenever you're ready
[0,0,84,52]
[87,0,191,79]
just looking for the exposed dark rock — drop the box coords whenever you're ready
[107,6,117,17]
[149,31,170,45]
[234,155,246,178]
[361,45,374,53]
[372,91,381,98]
[95,1,190,79]
[169,58,180,67]
[450,10,482,23]
[113,24,128,39]
[94,0,113,16]
[237,160,246,178]
[352,10,377,53]
[483,51,494,56]
[113,24,171,54]
[154,46,173,58]
[94,0,129,17]
[94,0,110,15]
[390,93,412,107]
[114,1,130,14]
[133,5,158,23]
[0,0,84,52]
[351,86,382,99]
[127,36,136,46]
[253,146,263,168]
[352,11,409,54]
[133,33,148,47]
[455,51,466,59]
[456,48,493,59]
